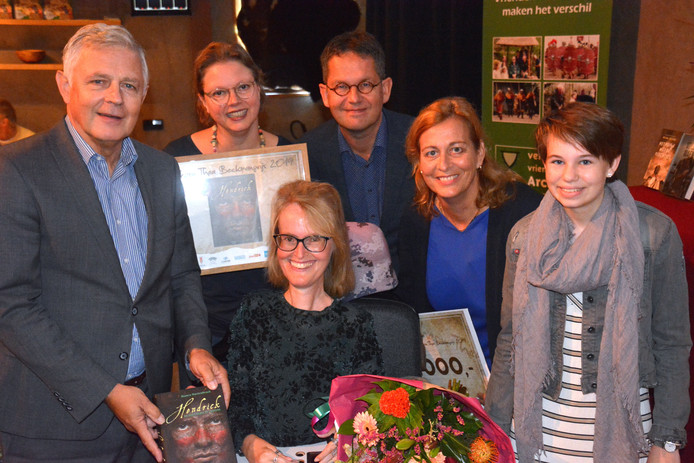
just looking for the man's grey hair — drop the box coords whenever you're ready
[62,23,149,84]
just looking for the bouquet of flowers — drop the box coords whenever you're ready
[314,375,512,463]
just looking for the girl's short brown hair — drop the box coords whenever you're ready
[535,102,623,164]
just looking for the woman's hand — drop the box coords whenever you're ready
[647,445,680,463]
[242,434,299,463]
[314,437,339,463]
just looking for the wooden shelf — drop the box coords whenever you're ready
[0,18,121,71]
[0,49,62,70]
[0,19,121,26]
[0,63,61,70]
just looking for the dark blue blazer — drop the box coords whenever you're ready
[300,109,414,273]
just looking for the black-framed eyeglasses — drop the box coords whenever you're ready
[273,234,331,253]
[203,81,257,105]
[325,80,382,97]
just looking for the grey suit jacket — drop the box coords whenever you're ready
[0,121,212,440]
[299,109,414,273]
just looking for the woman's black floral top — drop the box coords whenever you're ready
[226,290,384,451]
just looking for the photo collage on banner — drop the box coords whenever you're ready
[482,1,613,192]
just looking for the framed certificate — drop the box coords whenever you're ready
[176,144,310,274]
[419,309,489,400]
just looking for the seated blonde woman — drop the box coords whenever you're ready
[227,180,384,463]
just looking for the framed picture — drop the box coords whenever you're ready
[177,144,310,274]
[132,0,190,16]
[419,309,489,400]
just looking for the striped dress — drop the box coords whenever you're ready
[510,292,652,462]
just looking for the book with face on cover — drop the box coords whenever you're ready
[662,133,694,200]
[155,385,237,463]
[642,129,684,191]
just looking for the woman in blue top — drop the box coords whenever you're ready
[396,97,540,366]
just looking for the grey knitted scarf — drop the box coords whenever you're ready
[511,181,647,462]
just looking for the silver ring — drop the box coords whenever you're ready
[273,457,278,463]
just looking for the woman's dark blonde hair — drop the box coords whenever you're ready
[194,42,266,126]
[266,180,355,298]
[405,96,522,220]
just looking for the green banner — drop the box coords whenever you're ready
[482,0,613,192]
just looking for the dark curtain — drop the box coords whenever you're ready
[367,0,483,117]
[238,0,361,100]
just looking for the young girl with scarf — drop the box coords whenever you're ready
[486,103,690,463]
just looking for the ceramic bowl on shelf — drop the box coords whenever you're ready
[16,49,46,63]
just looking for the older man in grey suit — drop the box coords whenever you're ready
[0,24,228,462]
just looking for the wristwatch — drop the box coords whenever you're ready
[663,441,680,453]
[652,440,681,453]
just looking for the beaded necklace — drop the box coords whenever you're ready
[211,125,265,153]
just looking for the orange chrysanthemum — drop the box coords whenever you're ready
[468,436,499,463]
[379,387,410,418]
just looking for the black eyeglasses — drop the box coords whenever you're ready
[325,80,382,97]
[273,234,331,253]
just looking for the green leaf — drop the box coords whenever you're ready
[440,434,470,461]
[337,419,355,436]
[374,380,419,398]
[417,388,435,410]
[395,438,415,450]
[359,391,383,407]
[378,413,396,431]
[403,406,424,432]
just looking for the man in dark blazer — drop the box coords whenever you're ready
[300,31,414,274]
[0,24,228,462]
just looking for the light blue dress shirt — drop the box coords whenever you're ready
[66,117,148,380]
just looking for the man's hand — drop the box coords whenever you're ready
[188,348,231,407]
[105,383,165,462]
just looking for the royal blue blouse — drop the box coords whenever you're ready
[426,208,491,366]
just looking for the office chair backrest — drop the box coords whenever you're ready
[349,297,423,378]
